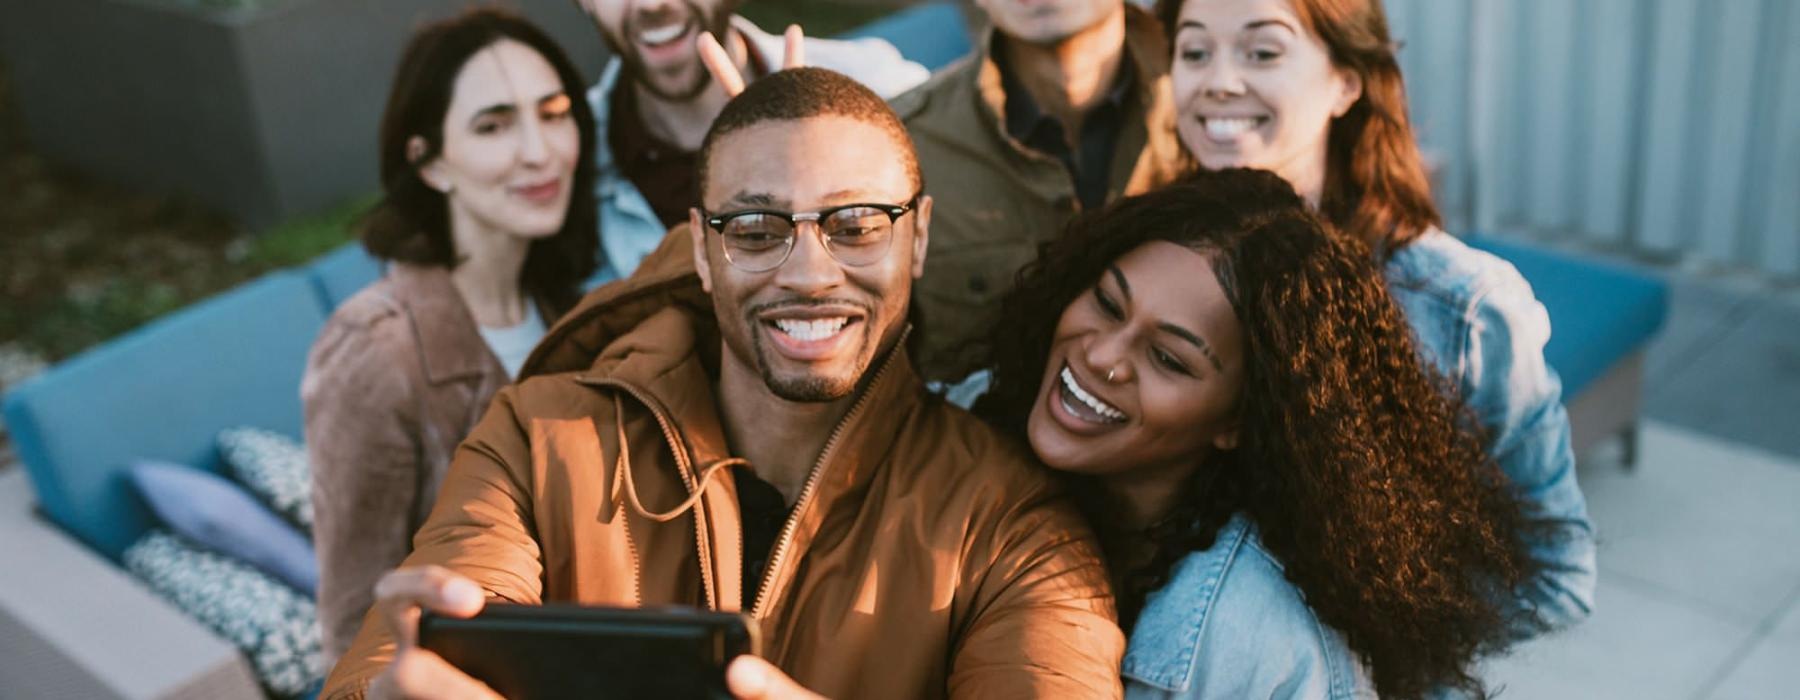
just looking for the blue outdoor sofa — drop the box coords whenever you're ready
[0,3,1667,697]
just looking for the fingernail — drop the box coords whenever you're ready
[731,658,766,693]
[443,578,482,607]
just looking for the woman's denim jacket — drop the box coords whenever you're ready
[1123,229,1598,698]
[1123,514,1377,699]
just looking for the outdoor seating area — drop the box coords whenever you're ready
[1,1,1793,699]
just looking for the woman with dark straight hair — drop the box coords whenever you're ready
[984,169,1545,699]
[1155,0,1595,647]
[300,7,597,666]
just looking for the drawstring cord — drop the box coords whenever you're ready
[611,394,748,522]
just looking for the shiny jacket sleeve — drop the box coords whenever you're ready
[303,315,426,667]
[319,386,546,700]
[950,472,1126,698]
[1461,276,1598,635]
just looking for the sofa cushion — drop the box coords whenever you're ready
[305,242,383,312]
[1,271,328,560]
[130,460,318,595]
[123,529,324,698]
[842,1,972,72]
[219,427,314,534]
[1467,235,1670,396]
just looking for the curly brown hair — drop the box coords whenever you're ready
[982,169,1545,699]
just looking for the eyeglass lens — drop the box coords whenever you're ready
[720,206,898,271]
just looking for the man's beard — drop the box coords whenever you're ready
[612,0,734,102]
[739,299,875,403]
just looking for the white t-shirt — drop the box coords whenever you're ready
[477,302,546,379]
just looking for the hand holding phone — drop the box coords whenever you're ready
[366,565,500,700]
[358,566,812,700]
[724,656,828,700]
[418,602,758,699]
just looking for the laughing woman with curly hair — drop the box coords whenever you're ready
[981,169,1546,699]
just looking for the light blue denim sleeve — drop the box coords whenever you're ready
[1460,274,1598,635]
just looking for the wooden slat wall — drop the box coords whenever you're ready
[1386,0,1799,278]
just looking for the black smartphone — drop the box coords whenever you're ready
[418,602,760,700]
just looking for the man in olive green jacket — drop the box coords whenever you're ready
[893,0,1188,385]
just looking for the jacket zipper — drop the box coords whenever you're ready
[748,344,906,618]
[585,378,720,611]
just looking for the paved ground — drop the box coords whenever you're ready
[1483,421,1800,699]
[1643,273,1800,461]
[1478,259,1798,699]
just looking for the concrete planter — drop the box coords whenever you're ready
[0,0,606,228]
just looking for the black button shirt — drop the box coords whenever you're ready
[733,466,790,610]
[997,48,1136,211]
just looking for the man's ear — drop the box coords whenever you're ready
[690,207,714,293]
[408,136,449,193]
[909,194,932,279]
[1332,67,1364,118]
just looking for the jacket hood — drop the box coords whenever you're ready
[521,224,707,380]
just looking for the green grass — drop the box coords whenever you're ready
[1,196,367,362]
[240,196,370,270]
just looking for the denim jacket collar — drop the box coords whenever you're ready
[1120,513,1257,692]
[587,60,672,285]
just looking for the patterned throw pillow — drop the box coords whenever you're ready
[124,529,324,698]
[219,427,313,534]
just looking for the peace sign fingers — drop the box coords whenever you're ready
[698,24,809,98]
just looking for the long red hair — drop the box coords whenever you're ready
[1157,0,1441,253]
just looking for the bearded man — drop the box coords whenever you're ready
[576,0,927,284]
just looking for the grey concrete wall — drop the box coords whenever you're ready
[0,0,611,229]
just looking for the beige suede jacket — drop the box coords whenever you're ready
[300,262,513,666]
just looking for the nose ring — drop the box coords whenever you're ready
[1106,368,1118,382]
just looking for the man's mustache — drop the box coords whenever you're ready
[747,298,874,317]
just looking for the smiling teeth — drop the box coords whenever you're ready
[774,317,849,342]
[1204,117,1260,140]
[639,23,688,46]
[1060,367,1125,422]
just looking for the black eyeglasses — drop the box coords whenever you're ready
[700,193,920,272]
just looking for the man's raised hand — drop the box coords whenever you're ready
[698,24,807,98]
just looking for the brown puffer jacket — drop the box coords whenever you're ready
[322,228,1125,699]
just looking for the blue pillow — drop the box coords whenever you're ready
[129,460,318,596]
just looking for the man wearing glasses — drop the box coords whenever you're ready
[320,68,1122,700]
